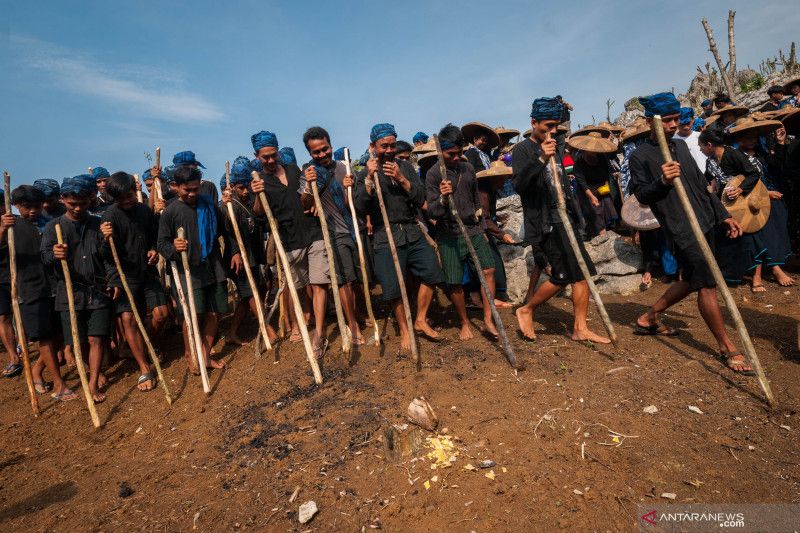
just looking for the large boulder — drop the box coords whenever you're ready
[495,195,534,303]
[585,231,641,276]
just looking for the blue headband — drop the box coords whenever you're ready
[61,174,97,197]
[370,123,397,142]
[679,107,695,125]
[333,147,346,161]
[278,147,296,166]
[692,117,705,132]
[173,150,206,168]
[413,132,429,144]
[701,99,712,107]
[142,169,152,180]
[91,166,110,180]
[530,97,564,121]
[639,92,681,118]
[163,165,177,184]
[33,178,60,197]
[251,130,279,151]
[440,138,456,150]
[229,156,254,186]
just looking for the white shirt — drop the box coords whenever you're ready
[673,130,707,173]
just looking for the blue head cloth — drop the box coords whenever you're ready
[530,97,564,120]
[61,174,97,197]
[701,99,712,108]
[370,123,397,143]
[229,156,254,186]
[278,147,296,166]
[219,175,228,190]
[142,169,152,181]
[172,150,206,169]
[91,166,110,180]
[333,147,346,161]
[638,92,681,118]
[33,178,60,197]
[357,150,370,166]
[679,107,695,125]
[692,117,705,132]
[413,132,429,144]
[251,131,279,152]
[163,165,177,184]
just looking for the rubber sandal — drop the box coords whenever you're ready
[715,351,756,376]
[3,362,22,378]
[34,381,53,394]
[51,388,78,402]
[137,372,156,392]
[634,323,679,337]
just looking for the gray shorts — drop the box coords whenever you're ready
[286,239,330,289]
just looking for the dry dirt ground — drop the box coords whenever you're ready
[0,280,798,532]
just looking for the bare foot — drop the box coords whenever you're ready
[572,329,611,344]
[493,299,512,309]
[773,267,795,287]
[399,332,411,352]
[481,321,499,339]
[91,390,107,403]
[207,358,226,369]
[459,324,475,340]
[97,373,109,391]
[515,307,537,341]
[414,319,440,340]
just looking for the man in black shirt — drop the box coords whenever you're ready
[100,172,164,392]
[760,86,785,112]
[629,91,753,376]
[355,123,444,351]
[1,186,76,399]
[512,97,610,345]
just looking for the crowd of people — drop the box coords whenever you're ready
[2,78,799,406]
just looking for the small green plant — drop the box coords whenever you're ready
[740,73,765,93]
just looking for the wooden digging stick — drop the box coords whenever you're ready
[135,173,143,203]
[343,148,380,345]
[224,161,272,356]
[150,147,160,211]
[177,227,211,394]
[431,137,519,369]
[276,257,286,338]
[370,162,420,369]
[54,223,101,428]
[108,236,172,404]
[3,172,39,415]
[652,115,774,406]
[254,174,323,383]
[544,133,618,345]
[169,259,202,384]
[309,177,352,354]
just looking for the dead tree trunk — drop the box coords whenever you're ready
[727,10,737,82]
[702,17,736,97]
[605,99,614,122]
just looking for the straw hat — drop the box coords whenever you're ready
[494,127,520,145]
[567,131,617,154]
[782,108,800,136]
[621,197,660,230]
[727,116,783,137]
[476,161,513,179]
[783,76,800,93]
[557,123,569,134]
[417,151,438,164]
[721,175,771,233]
[412,139,435,153]
[704,114,720,127]
[711,105,749,119]
[621,118,650,143]
[599,121,625,134]
[461,122,501,150]
[572,125,614,138]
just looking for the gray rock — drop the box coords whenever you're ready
[298,500,318,524]
[585,232,642,276]
[593,274,643,296]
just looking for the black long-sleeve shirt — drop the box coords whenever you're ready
[425,161,483,238]
[354,159,426,249]
[629,138,729,250]
[511,138,579,246]
[0,216,52,303]
[222,196,265,268]
[101,203,159,287]
[715,146,760,197]
[157,198,231,288]
[256,164,321,253]
[41,214,111,311]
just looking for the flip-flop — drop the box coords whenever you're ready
[313,338,329,360]
[633,323,679,337]
[137,372,156,392]
[715,351,756,376]
[51,388,78,402]
[34,381,53,394]
[2,362,22,378]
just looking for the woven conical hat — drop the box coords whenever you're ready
[599,121,625,134]
[476,160,513,179]
[572,125,613,138]
[711,105,749,119]
[412,139,436,153]
[721,175,771,233]
[781,108,800,136]
[621,196,660,230]
[728,116,783,137]
[494,127,520,145]
[567,131,617,154]
[621,119,650,142]
[461,122,501,150]
[783,76,800,93]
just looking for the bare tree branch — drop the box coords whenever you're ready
[702,18,736,97]
[727,10,737,81]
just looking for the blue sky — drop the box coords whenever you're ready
[1,0,798,186]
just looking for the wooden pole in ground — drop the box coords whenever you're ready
[54,223,101,428]
[169,260,202,383]
[309,175,352,354]
[544,133,618,345]
[108,236,172,404]
[651,115,774,407]
[369,163,420,369]
[3,172,39,415]
[177,227,211,394]
[431,137,519,369]
[254,173,323,383]
[276,256,286,338]
[224,161,272,356]
[343,148,380,345]
[134,173,143,203]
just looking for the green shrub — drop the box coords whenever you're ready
[740,74,765,93]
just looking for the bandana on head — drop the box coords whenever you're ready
[251,131,279,152]
[638,92,681,118]
[229,156,254,186]
[91,167,110,180]
[701,99,712,107]
[172,150,206,168]
[530,97,564,121]
[33,178,60,197]
[142,169,152,181]
[413,131,429,144]
[692,117,705,132]
[278,147,296,166]
[163,165,177,184]
[370,123,397,143]
[679,107,695,125]
[61,175,97,197]
[333,147,346,161]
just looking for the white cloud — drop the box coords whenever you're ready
[10,35,224,123]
